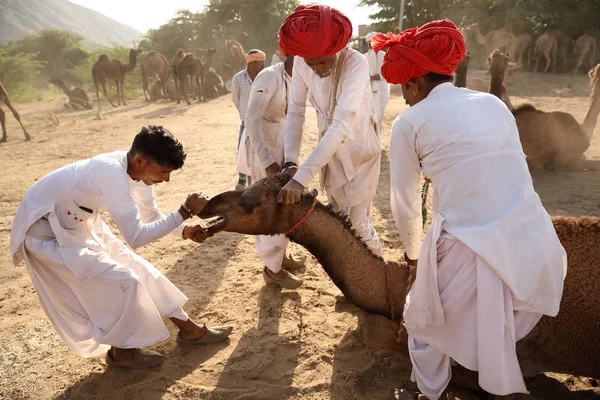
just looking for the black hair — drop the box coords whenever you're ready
[130,126,186,169]
[424,72,453,83]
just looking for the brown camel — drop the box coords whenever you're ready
[171,49,186,103]
[141,51,170,101]
[506,64,600,170]
[91,48,141,118]
[514,33,535,67]
[465,23,516,61]
[203,48,229,99]
[551,29,573,72]
[198,173,600,390]
[177,50,206,105]
[574,33,597,75]
[226,40,247,72]
[49,78,93,110]
[0,80,30,143]
[533,33,558,73]
[487,50,515,111]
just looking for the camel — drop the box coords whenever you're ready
[91,48,141,118]
[464,23,516,62]
[454,50,519,110]
[226,40,246,72]
[501,64,600,170]
[487,50,515,111]
[574,33,597,75]
[171,49,187,103]
[177,50,206,105]
[551,29,573,72]
[514,33,535,67]
[533,33,558,73]
[141,51,170,101]
[203,48,229,99]
[198,173,600,392]
[48,78,93,110]
[0,80,30,143]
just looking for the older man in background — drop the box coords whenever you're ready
[365,32,390,127]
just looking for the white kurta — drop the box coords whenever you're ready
[243,62,291,272]
[366,49,389,126]
[389,83,567,396]
[10,151,189,357]
[285,49,382,252]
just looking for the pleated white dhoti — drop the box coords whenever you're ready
[405,237,542,399]
[22,227,189,358]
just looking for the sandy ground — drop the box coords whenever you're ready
[0,70,599,400]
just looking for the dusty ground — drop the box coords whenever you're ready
[0,69,599,400]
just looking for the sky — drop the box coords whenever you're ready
[69,0,380,35]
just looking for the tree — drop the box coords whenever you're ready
[0,48,45,100]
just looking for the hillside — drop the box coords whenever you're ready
[0,0,143,49]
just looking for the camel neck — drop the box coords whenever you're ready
[489,76,505,100]
[582,84,600,141]
[454,68,467,88]
[288,205,408,318]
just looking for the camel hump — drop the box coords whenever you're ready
[98,54,109,62]
[176,49,185,57]
[513,104,538,114]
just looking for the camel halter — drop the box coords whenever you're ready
[285,198,318,235]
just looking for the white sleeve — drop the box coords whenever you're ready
[293,55,368,187]
[133,184,185,240]
[284,59,308,165]
[246,71,277,170]
[94,165,184,249]
[231,75,240,111]
[390,117,422,260]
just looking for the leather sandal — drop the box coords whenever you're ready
[176,324,233,346]
[105,348,165,369]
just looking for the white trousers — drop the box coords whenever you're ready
[405,237,541,399]
[329,196,382,256]
[256,234,289,273]
[23,234,189,358]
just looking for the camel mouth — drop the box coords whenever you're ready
[203,216,226,234]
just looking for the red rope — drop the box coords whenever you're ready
[285,198,318,235]
[385,261,395,320]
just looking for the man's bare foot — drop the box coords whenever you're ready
[263,267,302,289]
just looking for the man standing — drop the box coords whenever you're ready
[241,55,304,289]
[10,126,233,369]
[373,21,566,399]
[277,4,383,256]
[365,32,389,127]
[232,49,266,191]
[271,50,282,66]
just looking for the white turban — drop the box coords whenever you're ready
[365,32,376,43]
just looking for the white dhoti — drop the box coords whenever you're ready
[405,237,542,399]
[328,196,382,256]
[23,219,189,358]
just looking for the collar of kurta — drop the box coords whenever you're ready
[426,82,454,99]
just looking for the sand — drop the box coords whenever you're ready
[0,70,599,400]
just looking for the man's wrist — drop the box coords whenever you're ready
[179,205,193,220]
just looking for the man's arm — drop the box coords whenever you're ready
[231,74,240,111]
[390,117,422,263]
[292,55,369,188]
[134,184,186,239]
[284,59,308,167]
[245,70,278,170]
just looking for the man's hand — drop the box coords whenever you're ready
[265,162,282,177]
[184,193,209,216]
[183,225,213,243]
[281,162,298,178]
[277,179,304,204]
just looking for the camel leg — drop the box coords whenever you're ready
[142,72,149,101]
[120,78,127,106]
[173,71,181,104]
[543,51,551,74]
[0,106,6,143]
[181,74,191,105]
[102,82,116,108]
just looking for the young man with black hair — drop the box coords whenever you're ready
[10,126,233,369]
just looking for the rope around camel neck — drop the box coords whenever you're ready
[285,198,318,235]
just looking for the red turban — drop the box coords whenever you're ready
[278,5,352,59]
[371,20,466,85]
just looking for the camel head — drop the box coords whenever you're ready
[196,48,207,58]
[487,49,510,79]
[207,48,219,58]
[199,174,317,236]
[456,51,471,74]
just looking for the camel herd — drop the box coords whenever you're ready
[464,24,597,74]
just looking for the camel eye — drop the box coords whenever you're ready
[239,192,261,213]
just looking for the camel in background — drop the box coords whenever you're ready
[514,33,535,68]
[203,48,229,99]
[551,29,573,72]
[226,40,246,72]
[0,80,30,143]
[486,50,516,111]
[177,49,206,105]
[141,51,170,101]
[91,48,141,118]
[49,78,93,110]
[574,33,598,74]
[171,49,186,103]
[465,23,516,61]
[533,33,558,73]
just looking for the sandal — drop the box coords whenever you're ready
[105,348,165,369]
[176,324,233,346]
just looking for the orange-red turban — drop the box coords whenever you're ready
[371,20,466,85]
[278,5,352,59]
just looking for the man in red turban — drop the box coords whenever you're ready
[380,21,566,400]
[276,4,384,258]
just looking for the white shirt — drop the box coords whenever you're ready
[285,49,382,206]
[271,53,280,66]
[231,68,253,121]
[390,83,566,326]
[244,62,290,177]
[10,151,184,266]
[366,49,389,108]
